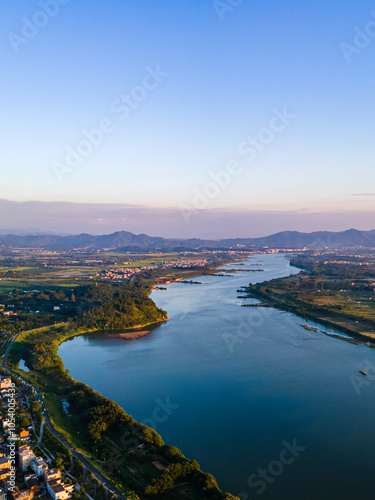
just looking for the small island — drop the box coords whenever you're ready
[301,324,319,332]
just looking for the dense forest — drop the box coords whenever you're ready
[77,280,167,330]
[0,279,167,333]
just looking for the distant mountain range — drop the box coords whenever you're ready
[0,228,375,251]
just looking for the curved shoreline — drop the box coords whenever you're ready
[248,288,375,345]
[59,319,167,344]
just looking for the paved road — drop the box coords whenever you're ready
[1,331,128,500]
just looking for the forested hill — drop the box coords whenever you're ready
[0,281,167,334]
[78,281,168,330]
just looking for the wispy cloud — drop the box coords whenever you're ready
[348,193,375,197]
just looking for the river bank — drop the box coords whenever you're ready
[246,285,375,345]
[106,329,157,340]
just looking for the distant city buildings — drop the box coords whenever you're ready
[100,258,208,281]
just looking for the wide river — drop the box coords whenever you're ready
[59,254,375,499]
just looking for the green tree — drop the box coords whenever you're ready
[31,401,42,413]
[20,418,31,428]
[54,457,65,471]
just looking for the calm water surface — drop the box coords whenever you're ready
[59,254,375,499]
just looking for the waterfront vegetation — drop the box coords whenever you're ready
[243,251,375,341]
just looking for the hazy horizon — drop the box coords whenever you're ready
[1,199,374,239]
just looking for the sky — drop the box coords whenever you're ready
[0,0,374,237]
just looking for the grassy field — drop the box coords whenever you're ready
[0,251,216,292]
[0,258,234,295]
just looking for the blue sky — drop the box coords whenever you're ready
[0,0,374,236]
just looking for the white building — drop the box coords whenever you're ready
[47,480,74,500]
[2,420,12,433]
[44,469,61,483]
[31,457,48,478]
[19,446,36,471]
